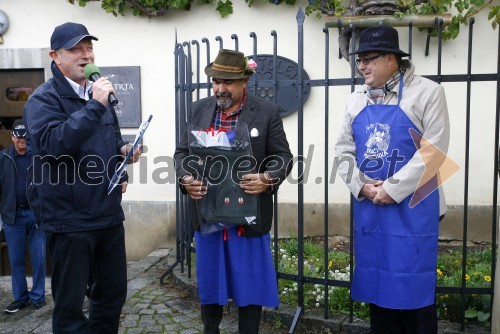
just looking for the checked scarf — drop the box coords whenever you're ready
[366,69,404,105]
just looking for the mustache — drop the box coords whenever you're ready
[216,92,232,98]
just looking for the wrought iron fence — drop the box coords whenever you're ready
[163,8,500,333]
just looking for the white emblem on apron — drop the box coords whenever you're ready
[364,123,391,159]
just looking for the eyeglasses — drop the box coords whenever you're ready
[355,54,386,66]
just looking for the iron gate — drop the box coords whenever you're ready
[164,8,500,333]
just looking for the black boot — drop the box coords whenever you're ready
[238,305,262,334]
[200,304,223,334]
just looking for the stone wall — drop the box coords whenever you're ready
[123,201,496,260]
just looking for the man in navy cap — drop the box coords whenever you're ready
[23,22,139,333]
[335,26,450,333]
[0,122,46,313]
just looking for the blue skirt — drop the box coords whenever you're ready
[194,227,279,307]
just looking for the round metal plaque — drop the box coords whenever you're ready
[247,54,311,117]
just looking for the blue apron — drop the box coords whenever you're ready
[350,77,439,309]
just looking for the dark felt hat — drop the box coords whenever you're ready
[12,124,26,138]
[351,26,409,57]
[50,22,98,50]
[205,49,254,80]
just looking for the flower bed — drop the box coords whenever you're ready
[273,237,492,327]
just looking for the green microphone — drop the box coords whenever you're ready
[84,64,118,106]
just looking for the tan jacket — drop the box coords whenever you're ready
[335,60,450,215]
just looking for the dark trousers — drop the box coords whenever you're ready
[370,303,438,334]
[48,224,127,334]
[201,304,262,334]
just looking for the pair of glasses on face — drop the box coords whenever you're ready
[355,53,386,66]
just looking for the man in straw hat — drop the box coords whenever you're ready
[334,26,450,333]
[174,49,293,333]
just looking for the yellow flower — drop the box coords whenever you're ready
[436,269,443,276]
[485,276,491,282]
[465,274,470,280]
[328,260,333,268]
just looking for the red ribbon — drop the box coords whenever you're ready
[223,226,245,241]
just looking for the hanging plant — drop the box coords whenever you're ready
[394,0,499,40]
[67,0,498,41]
[67,0,232,17]
[306,0,346,17]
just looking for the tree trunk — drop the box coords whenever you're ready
[325,14,453,28]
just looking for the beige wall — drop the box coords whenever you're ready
[0,0,497,207]
[122,201,176,261]
[121,200,496,260]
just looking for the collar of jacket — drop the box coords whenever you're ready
[50,61,82,100]
[3,144,31,160]
[2,144,16,161]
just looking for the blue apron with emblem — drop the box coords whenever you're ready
[350,77,439,309]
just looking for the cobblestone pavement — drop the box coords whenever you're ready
[0,249,287,334]
[0,248,488,334]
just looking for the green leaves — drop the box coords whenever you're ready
[396,0,416,11]
[465,309,478,318]
[464,309,490,323]
[66,0,500,38]
[305,0,346,18]
[395,0,497,40]
[477,311,491,322]
[216,0,233,17]
[489,5,500,29]
[100,0,119,16]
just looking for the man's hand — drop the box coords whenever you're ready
[121,181,128,193]
[372,186,395,206]
[91,77,116,106]
[360,180,383,201]
[181,175,207,200]
[120,144,141,164]
[360,180,395,205]
[239,173,271,195]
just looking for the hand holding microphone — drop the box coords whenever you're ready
[84,64,118,106]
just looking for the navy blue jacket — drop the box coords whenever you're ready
[0,145,28,225]
[22,62,126,233]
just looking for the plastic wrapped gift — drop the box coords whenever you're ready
[187,123,261,233]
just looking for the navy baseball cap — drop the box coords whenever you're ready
[12,124,26,138]
[50,22,98,50]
